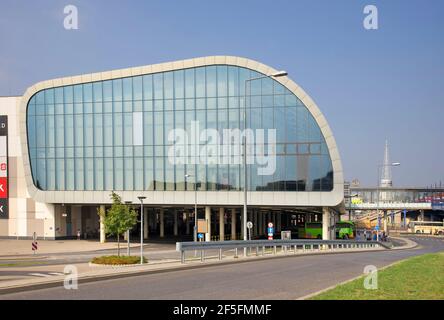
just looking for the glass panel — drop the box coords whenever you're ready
[93,82,103,102]
[143,75,153,100]
[185,69,195,98]
[123,77,132,101]
[113,79,122,101]
[164,72,173,99]
[195,67,205,98]
[133,76,143,100]
[153,73,163,100]
[206,66,217,97]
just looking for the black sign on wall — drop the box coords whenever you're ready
[0,115,8,219]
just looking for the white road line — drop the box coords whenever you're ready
[29,273,52,278]
[48,272,64,276]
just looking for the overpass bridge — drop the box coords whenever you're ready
[344,186,444,230]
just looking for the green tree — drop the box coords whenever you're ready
[99,192,138,256]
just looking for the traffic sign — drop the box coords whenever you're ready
[268,236,273,240]
[247,221,253,229]
[197,233,204,239]
[268,222,273,228]
[32,241,38,252]
[374,225,380,231]
[267,227,274,234]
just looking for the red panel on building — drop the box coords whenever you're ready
[0,177,7,198]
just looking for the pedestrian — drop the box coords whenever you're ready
[77,229,81,240]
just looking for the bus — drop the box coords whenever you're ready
[298,221,355,239]
[408,221,444,235]
[298,222,322,239]
[335,221,355,239]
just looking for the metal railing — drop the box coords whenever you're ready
[176,239,387,264]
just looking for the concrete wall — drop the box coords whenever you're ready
[0,97,55,239]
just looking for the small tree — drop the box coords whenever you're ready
[100,192,138,256]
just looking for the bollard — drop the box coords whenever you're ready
[201,249,204,262]
[273,246,277,255]
[219,248,222,260]
[262,246,265,255]
[181,251,185,264]
[256,247,259,256]
[235,248,238,258]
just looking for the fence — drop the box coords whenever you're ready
[176,239,387,264]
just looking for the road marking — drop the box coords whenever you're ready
[29,273,52,278]
[48,272,65,276]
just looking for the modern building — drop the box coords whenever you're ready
[0,56,344,241]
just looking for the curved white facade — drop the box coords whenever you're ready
[19,56,344,208]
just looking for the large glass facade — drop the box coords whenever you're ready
[27,65,333,192]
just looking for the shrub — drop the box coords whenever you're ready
[91,255,147,265]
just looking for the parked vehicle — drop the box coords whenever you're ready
[298,221,355,239]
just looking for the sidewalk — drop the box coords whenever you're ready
[0,239,174,257]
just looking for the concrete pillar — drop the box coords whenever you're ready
[258,212,262,236]
[394,211,402,225]
[152,210,158,232]
[144,209,148,239]
[99,205,106,243]
[254,211,258,237]
[173,209,178,237]
[160,209,165,238]
[219,208,225,241]
[262,212,266,234]
[185,213,190,235]
[272,212,276,229]
[231,209,236,240]
[322,207,330,240]
[205,206,211,241]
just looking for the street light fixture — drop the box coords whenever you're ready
[137,196,146,264]
[376,162,400,240]
[124,200,132,256]
[243,70,288,256]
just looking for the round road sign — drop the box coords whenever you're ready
[247,221,253,229]
[268,222,273,228]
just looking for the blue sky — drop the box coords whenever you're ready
[1,0,443,187]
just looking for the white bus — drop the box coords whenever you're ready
[408,221,444,235]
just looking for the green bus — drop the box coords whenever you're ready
[298,222,323,239]
[335,221,355,239]
[298,221,355,239]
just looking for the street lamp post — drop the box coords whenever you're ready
[376,162,400,241]
[124,200,132,256]
[243,71,288,256]
[185,173,198,243]
[137,196,146,264]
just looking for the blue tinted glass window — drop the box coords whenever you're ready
[26,64,333,192]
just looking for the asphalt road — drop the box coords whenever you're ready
[1,237,443,300]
